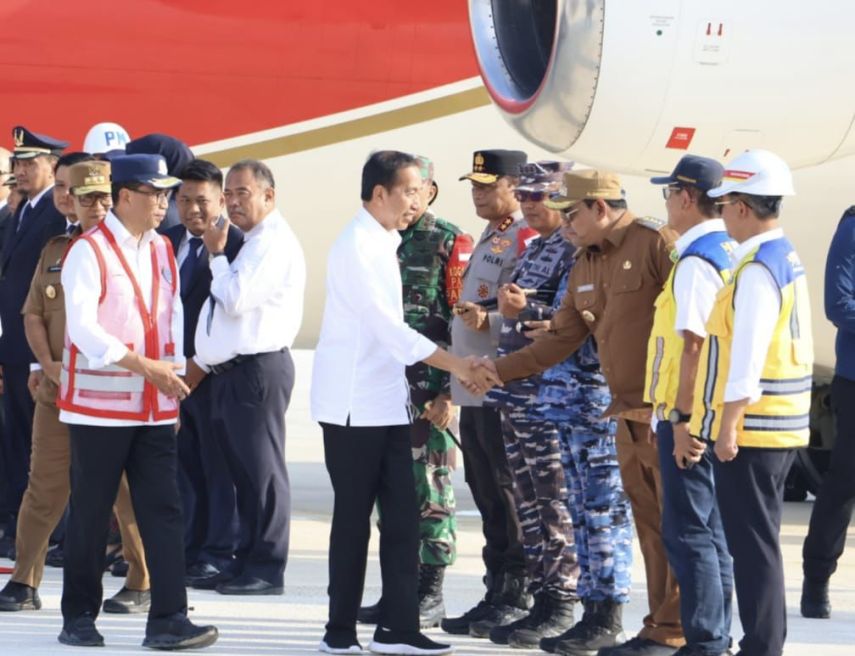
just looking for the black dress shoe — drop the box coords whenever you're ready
[143,613,218,650]
[45,544,64,568]
[0,580,42,611]
[801,578,831,618]
[111,557,129,578]
[58,613,104,647]
[216,575,283,596]
[185,562,220,586]
[102,586,151,614]
[191,570,234,590]
[357,600,381,624]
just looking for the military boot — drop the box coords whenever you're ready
[468,573,531,639]
[551,599,625,656]
[440,571,502,635]
[486,592,545,645]
[418,564,446,629]
[800,577,831,619]
[508,592,576,649]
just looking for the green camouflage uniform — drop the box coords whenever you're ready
[398,210,473,567]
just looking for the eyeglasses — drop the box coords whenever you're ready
[714,198,741,210]
[129,187,172,205]
[662,186,683,200]
[560,207,579,222]
[77,193,112,208]
[514,190,547,202]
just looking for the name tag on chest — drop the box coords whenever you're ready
[576,283,595,293]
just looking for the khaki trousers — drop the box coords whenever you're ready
[12,399,149,590]
[615,419,684,647]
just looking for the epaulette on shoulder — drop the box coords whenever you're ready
[634,216,667,232]
[497,216,515,233]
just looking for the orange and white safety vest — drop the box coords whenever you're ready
[58,222,179,422]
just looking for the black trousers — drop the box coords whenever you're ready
[715,446,795,656]
[0,363,34,533]
[803,375,855,581]
[62,424,187,624]
[459,406,525,578]
[322,422,419,639]
[177,375,238,568]
[209,349,293,585]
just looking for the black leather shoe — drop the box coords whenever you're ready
[357,600,381,624]
[185,562,220,586]
[143,613,218,650]
[191,570,234,590]
[103,586,151,614]
[45,544,64,568]
[801,578,831,619]
[58,613,104,647]
[110,557,129,578]
[216,575,283,596]
[0,581,42,611]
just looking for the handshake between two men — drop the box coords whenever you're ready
[451,282,555,396]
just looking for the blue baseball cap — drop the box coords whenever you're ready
[650,155,724,192]
[110,154,181,189]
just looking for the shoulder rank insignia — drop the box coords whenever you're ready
[496,216,514,233]
[634,216,666,231]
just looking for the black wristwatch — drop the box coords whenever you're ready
[668,408,692,425]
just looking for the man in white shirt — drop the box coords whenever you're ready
[690,150,813,656]
[311,150,494,655]
[164,160,243,589]
[190,159,305,596]
[647,156,735,656]
[58,154,217,650]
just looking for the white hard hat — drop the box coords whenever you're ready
[83,122,130,154]
[707,149,795,198]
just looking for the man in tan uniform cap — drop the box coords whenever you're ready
[471,170,686,656]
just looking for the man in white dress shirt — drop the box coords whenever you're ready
[58,153,217,650]
[311,150,497,655]
[190,159,305,596]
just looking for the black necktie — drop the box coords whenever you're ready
[16,203,29,233]
[66,223,76,236]
[179,237,204,296]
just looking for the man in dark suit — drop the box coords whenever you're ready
[164,159,243,587]
[0,127,67,554]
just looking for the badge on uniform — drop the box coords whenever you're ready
[47,265,62,273]
[45,284,57,299]
[622,260,632,270]
[576,283,594,293]
[490,236,511,254]
[582,310,595,322]
[478,283,489,299]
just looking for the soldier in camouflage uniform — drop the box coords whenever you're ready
[358,156,473,629]
[535,262,634,656]
[473,161,580,649]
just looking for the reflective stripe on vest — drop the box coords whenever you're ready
[689,236,813,448]
[643,230,733,421]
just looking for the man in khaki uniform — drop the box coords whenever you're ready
[0,159,149,614]
[472,170,685,656]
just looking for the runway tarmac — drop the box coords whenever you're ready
[0,350,853,655]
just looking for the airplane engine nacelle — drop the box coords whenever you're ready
[469,0,855,175]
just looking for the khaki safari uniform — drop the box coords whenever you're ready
[12,232,149,590]
[494,212,685,647]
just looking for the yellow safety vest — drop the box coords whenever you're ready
[644,230,733,423]
[689,236,813,448]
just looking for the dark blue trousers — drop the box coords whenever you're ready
[209,349,293,586]
[0,363,34,534]
[803,375,855,582]
[658,422,732,655]
[714,446,795,656]
[177,375,238,569]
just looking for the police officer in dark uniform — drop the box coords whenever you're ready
[0,127,67,554]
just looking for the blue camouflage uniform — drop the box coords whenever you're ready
[485,228,579,601]
[536,267,633,603]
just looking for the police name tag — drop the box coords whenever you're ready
[576,283,594,293]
